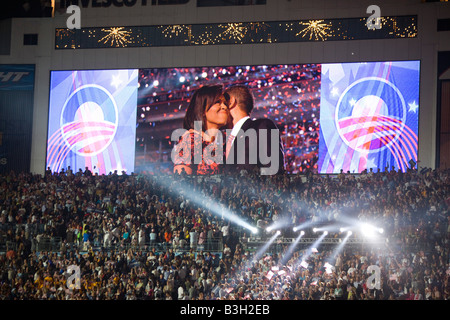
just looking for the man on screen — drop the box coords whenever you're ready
[223,85,285,175]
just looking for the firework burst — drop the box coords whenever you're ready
[99,27,132,47]
[296,20,332,41]
[219,23,248,42]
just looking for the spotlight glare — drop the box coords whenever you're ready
[153,80,159,87]
[293,227,298,232]
[323,231,328,236]
[276,230,281,235]
[251,228,258,234]
[347,231,352,236]
[361,224,373,235]
[313,228,318,233]
[179,76,185,83]
[360,223,383,239]
[266,227,272,232]
[300,230,305,236]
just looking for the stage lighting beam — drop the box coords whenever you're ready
[326,230,353,264]
[280,230,305,265]
[152,175,258,235]
[252,231,281,263]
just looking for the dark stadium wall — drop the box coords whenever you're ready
[438,81,450,169]
[0,65,35,174]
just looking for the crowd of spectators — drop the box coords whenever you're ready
[0,166,448,300]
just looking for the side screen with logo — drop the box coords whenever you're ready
[46,69,138,175]
[318,61,420,174]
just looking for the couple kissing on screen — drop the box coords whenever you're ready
[172,84,285,176]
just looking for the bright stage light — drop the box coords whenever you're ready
[293,227,298,232]
[153,80,159,87]
[323,231,328,236]
[335,216,386,239]
[300,230,305,236]
[179,76,185,83]
[251,227,258,234]
[313,228,318,233]
[361,223,371,234]
[266,226,272,232]
[347,230,352,236]
[360,223,384,238]
[276,230,281,235]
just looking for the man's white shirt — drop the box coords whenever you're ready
[230,116,250,144]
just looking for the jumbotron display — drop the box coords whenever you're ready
[46,69,138,175]
[318,60,420,173]
[46,61,420,175]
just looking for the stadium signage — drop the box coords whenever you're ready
[0,65,35,91]
[0,72,30,83]
[59,0,187,9]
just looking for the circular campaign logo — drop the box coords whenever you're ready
[334,77,406,154]
[60,84,118,157]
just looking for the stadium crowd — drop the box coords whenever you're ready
[0,166,448,300]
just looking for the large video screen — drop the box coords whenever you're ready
[318,61,420,173]
[47,69,138,175]
[135,64,321,174]
[46,60,420,175]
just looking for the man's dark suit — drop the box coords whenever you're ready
[225,117,285,175]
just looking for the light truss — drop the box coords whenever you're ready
[244,237,387,245]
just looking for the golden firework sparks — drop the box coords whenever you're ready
[160,25,191,38]
[219,23,248,42]
[56,28,75,39]
[249,22,270,32]
[99,27,132,47]
[296,20,332,41]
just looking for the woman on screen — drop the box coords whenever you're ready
[173,85,230,175]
